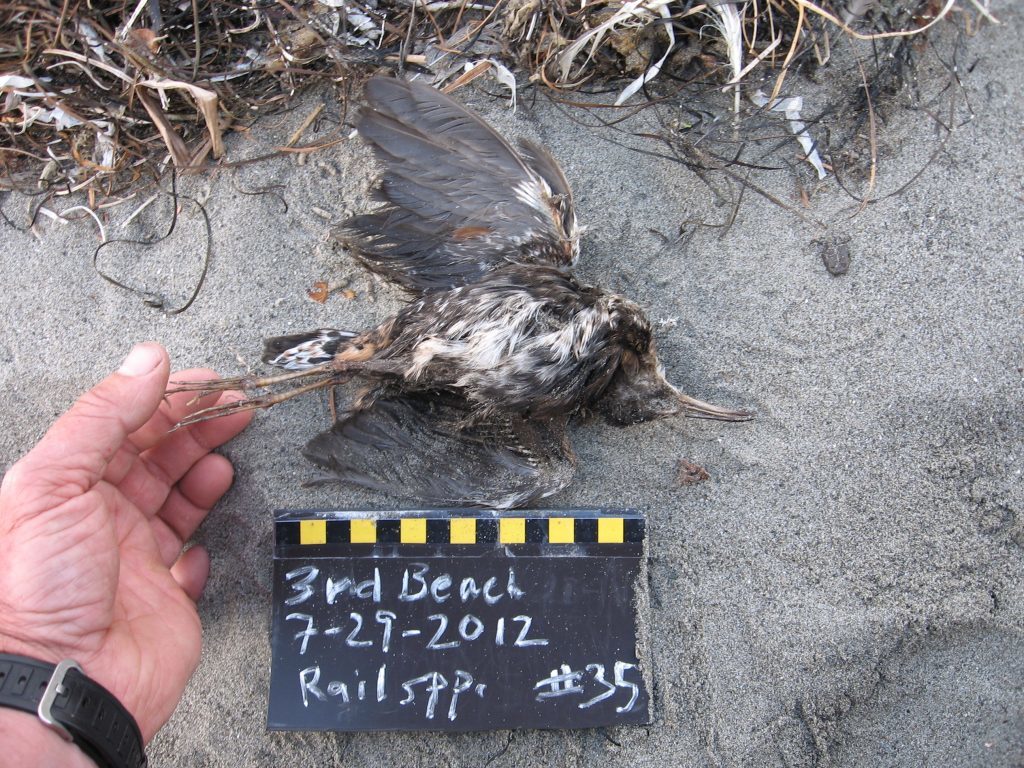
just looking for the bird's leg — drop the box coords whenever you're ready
[169,355,408,428]
[328,384,339,423]
[167,364,334,399]
[174,377,339,428]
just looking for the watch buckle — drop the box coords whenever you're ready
[37,658,82,742]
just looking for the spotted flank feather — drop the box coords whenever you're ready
[263,329,357,370]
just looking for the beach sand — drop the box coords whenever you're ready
[1,4,1021,765]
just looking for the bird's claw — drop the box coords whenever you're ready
[173,394,265,429]
[171,375,341,429]
[166,373,273,395]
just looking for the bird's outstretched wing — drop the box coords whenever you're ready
[337,77,579,294]
[302,390,576,509]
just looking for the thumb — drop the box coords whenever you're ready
[4,343,170,506]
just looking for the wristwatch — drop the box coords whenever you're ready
[0,654,146,768]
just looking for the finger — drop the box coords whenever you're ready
[171,545,210,603]
[111,390,247,516]
[127,368,226,453]
[150,515,187,569]
[138,392,250,495]
[157,454,234,548]
[7,344,169,509]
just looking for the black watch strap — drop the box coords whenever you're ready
[0,654,146,768]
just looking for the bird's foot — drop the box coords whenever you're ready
[167,366,327,400]
[166,358,401,428]
[173,377,338,429]
[167,363,343,427]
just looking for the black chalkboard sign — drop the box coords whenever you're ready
[268,509,650,732]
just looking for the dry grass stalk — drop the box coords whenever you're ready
[0,0,998,202]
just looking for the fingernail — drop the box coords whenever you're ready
[119,343,162,377]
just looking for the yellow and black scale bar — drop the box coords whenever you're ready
[276,515,644,547]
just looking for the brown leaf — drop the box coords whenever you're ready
[129,28,161,55]
[676,459,710,486]
[307,281,329,303]
[138,78,224,159]
[441,61,492,94]
[135,89,191,167]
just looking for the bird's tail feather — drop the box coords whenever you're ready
[262,329,358,371]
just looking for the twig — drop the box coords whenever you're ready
[60,204,107,242]
[286,103,325,147]
[122,193,160,229]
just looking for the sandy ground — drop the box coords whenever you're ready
[2,4,1022,766]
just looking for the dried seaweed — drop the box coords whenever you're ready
[93,170,212,314]
[0,0,997,202]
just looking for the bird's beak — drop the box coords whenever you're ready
[673,389,753,422]
[594,359,753,426]
[653,366,751,422]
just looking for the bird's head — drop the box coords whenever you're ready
[594,297,752,426]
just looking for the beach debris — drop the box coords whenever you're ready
[707,1,744,114]
[815,234,852,276]
[0,1,995,200]
[92,172,213,314]
[614,0,676,105]
[676,459,711,485]
[447,60,519,110]
[751,90,828,180]
[308,281,331,303]
[307,278,354,303]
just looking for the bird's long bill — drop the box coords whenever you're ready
[674,390,753,422]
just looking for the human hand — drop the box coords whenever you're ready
[0,343,251,755]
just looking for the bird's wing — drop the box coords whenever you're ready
[337,77,579,294]
[302,390,576,509]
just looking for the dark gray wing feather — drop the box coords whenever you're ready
[337,78,579,294]
[302,390,575,508]
[517,139,577,241]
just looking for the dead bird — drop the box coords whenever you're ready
[172,76,750,508]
